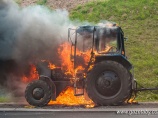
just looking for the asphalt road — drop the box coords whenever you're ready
[0,110,158,118]
[0,102,158,118]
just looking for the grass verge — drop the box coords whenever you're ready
[36,0,47,5]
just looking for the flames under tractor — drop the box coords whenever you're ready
[25,23,141,106]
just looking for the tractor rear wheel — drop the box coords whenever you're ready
[86,61,131,105]
[25,80,51,107]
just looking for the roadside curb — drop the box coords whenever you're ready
[0,102,158,112]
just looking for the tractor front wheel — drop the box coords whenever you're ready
[25,80,51,107]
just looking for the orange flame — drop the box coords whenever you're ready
[58,43,74,76]
[23,41,112,106]
[58,42,91,76]
[49,87,94,106]
[22,64,39,83]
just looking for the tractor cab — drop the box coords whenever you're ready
[68,23,131,72]
[75,24,121,55]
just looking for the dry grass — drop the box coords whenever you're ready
[19,0,102,11]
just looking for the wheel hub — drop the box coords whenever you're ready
[96,71,121,97]
[99,76,112,88]
[33,88,44,100]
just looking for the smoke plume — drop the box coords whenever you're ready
[0,0,72,62]
[0,0,73,98]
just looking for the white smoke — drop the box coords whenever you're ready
[0,0,73,63]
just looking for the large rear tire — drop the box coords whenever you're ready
[25,80,51,107]
[86,61,132,105]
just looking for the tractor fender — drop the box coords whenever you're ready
[39,75,56,100]
[95,55,132,70]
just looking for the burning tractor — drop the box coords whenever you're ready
[25,23,135,106]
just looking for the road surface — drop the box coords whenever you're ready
[0,102,158,118]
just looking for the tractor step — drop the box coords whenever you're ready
[74,78,85,96]
[74,88,84,96]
